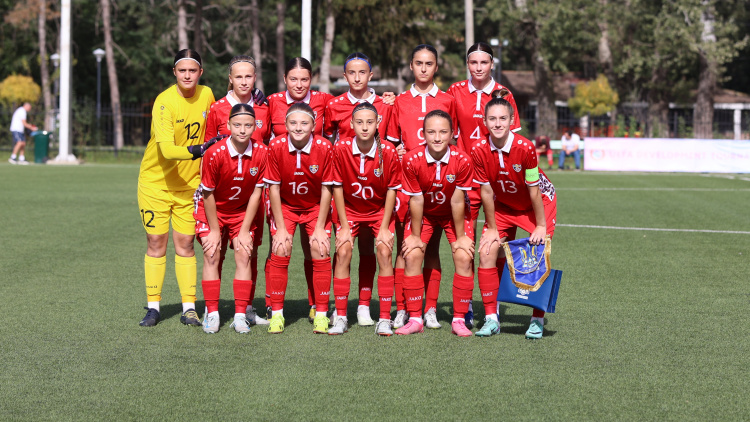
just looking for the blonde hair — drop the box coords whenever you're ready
[227,55,257,92]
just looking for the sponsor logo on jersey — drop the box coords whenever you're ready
[176,119,184,123]
[294,171,304,175]
[374,168,382,177]
[249,167,258,176]
[433,183,443,187]
[233,177,244,181]
[357,176,368,181]
[472,114,483,118]
[499,171,509,175]
[310,165,319,174]
[446,174,456,183]
[256,120,263,128]
[513,164,522,172]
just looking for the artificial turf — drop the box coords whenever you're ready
[0,163,747,421]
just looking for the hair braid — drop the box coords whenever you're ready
[375,129,383,175]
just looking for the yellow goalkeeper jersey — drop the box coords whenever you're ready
[138,84,215,191]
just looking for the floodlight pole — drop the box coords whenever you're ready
[54,0,76,163]
[301,0,312,60]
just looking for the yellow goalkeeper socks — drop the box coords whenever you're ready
[144,255,167,303]
[175,255,197,304]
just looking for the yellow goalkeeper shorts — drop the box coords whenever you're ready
[137,183,197,235]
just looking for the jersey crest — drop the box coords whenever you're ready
[202,111,207,119]
[249,167,258,176]
[446,174,456,183]
[310,164,319,174]
[374,168,382,177]
[256,120,263,128]
[513,164,522,172]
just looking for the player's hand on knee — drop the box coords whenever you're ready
[237,231,254,256]
[451,235,475,258]
[479,228,501,255]
[376,228,394,251]
[402,234,426,259]
[202,231,221,258]
[335,228,352,250]
[309,229,330,258]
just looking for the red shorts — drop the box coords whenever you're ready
[482,194,557,240]
[252,208,264,247]
[394,191,410,223]
[269,205,332,237]
[195,212,255,242]
[335,217,396,239]
[466,187,481,222]
[404,215,474,244]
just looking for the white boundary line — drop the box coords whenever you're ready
[559,188,750,191]
[556,224,750,235]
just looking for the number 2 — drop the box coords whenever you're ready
[229,187,242,200]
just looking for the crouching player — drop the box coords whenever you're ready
[264,103,335,334]
[195,103,267,334]
[471,96,557,339]
[398,110,475,336]
[330,103,401,336]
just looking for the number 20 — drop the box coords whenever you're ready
[351,182,374,200]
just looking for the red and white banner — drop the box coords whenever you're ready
[584,137,750,173]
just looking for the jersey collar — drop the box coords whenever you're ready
[425,146,451,164]
[288,135,313,154]
[352,137,377,158]
[286,90,311,104]
[227,91,254,107]
[347,89,377,105]
[490,131,514,155]
[226,138,253,158]
[409,84,438,98]
[468,77,496,95]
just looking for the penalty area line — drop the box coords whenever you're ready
[557,224,750,235]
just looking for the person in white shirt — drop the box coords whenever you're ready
[9,103,38,165]
[558,130,581,170]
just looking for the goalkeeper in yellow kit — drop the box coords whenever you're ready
[137,49,218,327]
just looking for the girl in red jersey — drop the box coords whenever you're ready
[398,110,475,336]
[194,103,267,334]
[203,55,271,326]
[267,57,334,320]
[471,96,557,339]
[263,103,335,334]
[386,44,459,330]
[323,52,395,326]
[330,102,401,336]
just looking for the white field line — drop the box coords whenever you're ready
[560,187,750,191]
[474,220,750,235]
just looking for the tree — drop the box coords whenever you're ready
[568,74,619,125]
[177,0,188,50]
[318,0,336,94]
[0,75,41,107]
[100,0,123,151]
[193,0,203,53]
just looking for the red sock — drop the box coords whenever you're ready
[264,257,271,308]
[333,277,350,317]
[312,257,331,312]
[202,279,221,313]
[233,279,252,314]
[452,274,474,319]
[358,254,376,306]
[532,309,546,319]
[423,268,442,311]
[496,256,507,279]
[403,274,424,318]
[304,259,314,307]
[477,268,499,317]
[394,268,406,311]
[267,254,290,311]
[249,255,258,304]
[377,275,394,320]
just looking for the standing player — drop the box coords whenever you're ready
[330,102,401,336]
[203,55,271,325]
[447,42,522,326]
[263,103,335,334]
[386,44,458,330]
[471,96,557,339]
[323,52,394,326]
[195,103,266,334]
[8,102,37,165]
[398,110,475,336]
[137,49,216,327]
[267,57,334,320]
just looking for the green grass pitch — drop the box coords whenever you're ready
[0,162,748,420]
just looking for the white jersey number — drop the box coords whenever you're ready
[426,191,447,205]
[351,182,374,200]
[229,187,242,200]
[289,181,309,195]
[470,126,481,140]
[497,180,518,194]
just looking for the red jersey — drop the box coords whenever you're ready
[401,146,473,219]
[263,134,335,213]
[332,136,401,221]
[196,137,267,217]
[386,84,458,151]
[204,92,272,144]
[267,90,334,138]
[447,78,521,152]
[470,132,556,211]
[323,89,393,143]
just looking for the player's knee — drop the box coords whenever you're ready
[376,243,392,262]
[453,250,472,272]
[145,234,168,257]
[336,243,352,263]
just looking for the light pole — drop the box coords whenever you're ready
[490,38,509,84]
[50,53,60,135]
[93,48,105,125]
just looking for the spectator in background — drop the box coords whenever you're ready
[9,102,37,165]
[559,130,581,170]
[534,135,553,169]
